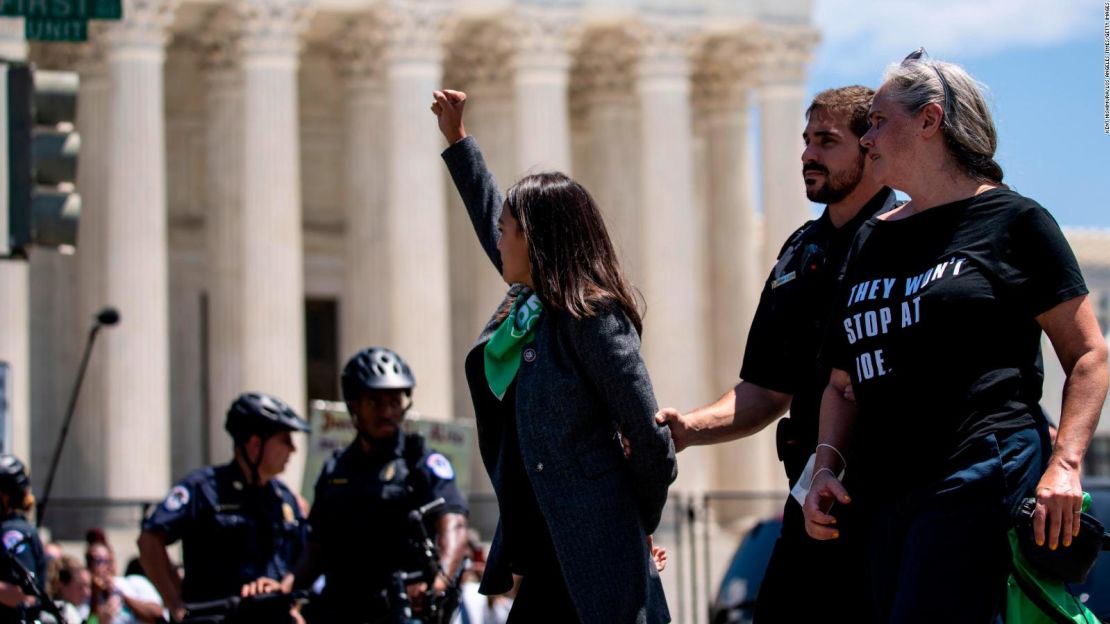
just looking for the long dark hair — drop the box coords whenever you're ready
[504,172,643,334]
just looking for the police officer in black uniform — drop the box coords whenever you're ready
[0,455,46,624]
[293,347,468,623]
[657,86,897,622]
[138,392,310,622]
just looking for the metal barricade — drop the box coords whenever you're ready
[35,490,789,624]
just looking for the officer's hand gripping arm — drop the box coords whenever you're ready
[658,382,792,451]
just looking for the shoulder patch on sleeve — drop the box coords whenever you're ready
[162,485,191,512]
[425,453,455,480]
[2,529,27,554]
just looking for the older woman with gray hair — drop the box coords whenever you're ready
[802,49,1108,621]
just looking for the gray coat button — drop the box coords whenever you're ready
[535,462,544,472]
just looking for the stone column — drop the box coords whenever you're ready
[334,16,389,363]
[24,42,89,489]
[237,0,311,483]
[29,253,79,470]
[380,3,453,420]
[42,42,111,513]
[0,266,30,464]
[636,22,711,491]
[573,28,642,282]
[757,27,819,270]
[459,82,516,307]
[443,18,516,424]
[510,8,573,174]
[0,21,29,464]
[99,0,177,509]
[698,39,783,493]
[697,39,763,403]
[201,9,244,464]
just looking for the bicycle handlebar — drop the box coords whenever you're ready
[183,589,309,623]
[408,497,446,523]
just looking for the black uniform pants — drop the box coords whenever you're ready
[864,428,1043,624]
[752,495,870,623]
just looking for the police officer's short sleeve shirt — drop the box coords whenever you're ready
[142,471,201,545]
[308,433,467,618]
[0,514,45,624]
[142,463,308,603]
[0,515,44,591]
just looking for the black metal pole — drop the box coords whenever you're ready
[687,495,698,624]
[702,492,712,620]
[673,496,684,623]
[37,308,118,527]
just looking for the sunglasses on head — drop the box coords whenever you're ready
[902,47,952,119]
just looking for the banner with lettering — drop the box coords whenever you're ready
[300,400,474,503]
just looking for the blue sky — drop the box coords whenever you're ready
[805,0,1108,228]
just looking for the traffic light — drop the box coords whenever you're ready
[0,61,80,258]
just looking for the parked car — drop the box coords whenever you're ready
[708,517,782,624]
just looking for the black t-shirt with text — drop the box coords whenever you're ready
[825,188,1086,495]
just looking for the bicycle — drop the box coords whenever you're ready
[0,543,67,624]
[372,497,467,624]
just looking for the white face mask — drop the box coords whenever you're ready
[790,453,845,508]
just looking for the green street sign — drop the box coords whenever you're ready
[24,17,87,41]
[24,17,87,40]
[1,0,120,20]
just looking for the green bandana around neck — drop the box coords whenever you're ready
[484,293,543,400]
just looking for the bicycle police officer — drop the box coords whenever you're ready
[0,455,46,624]
[294,347,469,622]
[138,392,311,622]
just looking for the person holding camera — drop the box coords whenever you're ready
[84,532,163,623]
[138,393,311,622]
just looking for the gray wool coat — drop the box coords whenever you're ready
[443,137,678,624]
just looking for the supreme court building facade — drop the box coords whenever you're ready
[2,0,818,506]
[3,4,1110,604]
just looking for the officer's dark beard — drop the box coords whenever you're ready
[806,151,866,204]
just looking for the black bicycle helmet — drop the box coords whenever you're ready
[0,454,31,500]
[224,392,310,444]
[341,347,416,402]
